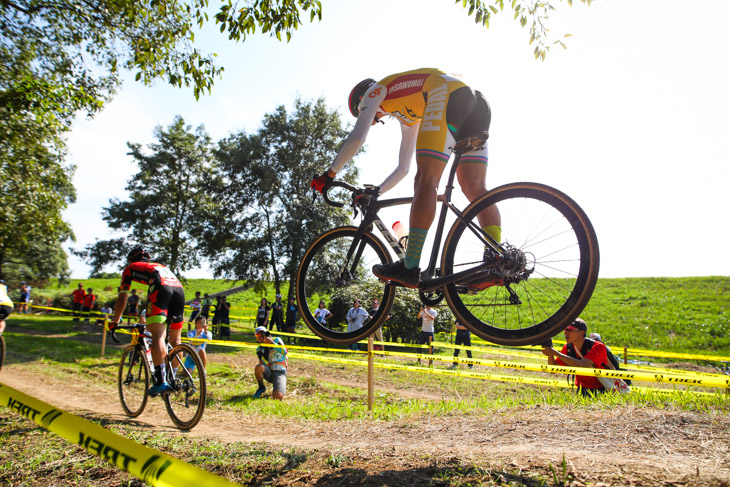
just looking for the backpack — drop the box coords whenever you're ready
[566,338,632,386]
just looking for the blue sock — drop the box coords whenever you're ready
[404,228,428,269]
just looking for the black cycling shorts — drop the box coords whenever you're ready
[147,285,185,330]
[0,305,12,321]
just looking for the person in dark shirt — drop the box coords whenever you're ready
[269,294,284,332]
[284,297,298,343]
[217,296,231,340]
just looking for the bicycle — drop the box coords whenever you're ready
[0,334,5,372]
[296,132,600,347]
[111,323,207,430]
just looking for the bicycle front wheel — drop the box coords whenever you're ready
[442,182,600,346]
[118,345,149,417]
[296,226,395,344]
[163,344,206,430]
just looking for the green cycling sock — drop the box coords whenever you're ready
[404,227,428,269]
[484,225,501,244]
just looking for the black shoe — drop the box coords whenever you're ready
[372,260,420,288]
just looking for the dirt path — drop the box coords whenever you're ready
[2,364,729,486]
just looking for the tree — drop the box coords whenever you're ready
[75,116,223,276]
[203,97,357,298]
[0,122,76,281]
[456,0,593,60]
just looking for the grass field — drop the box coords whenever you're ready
[1,277,728,486]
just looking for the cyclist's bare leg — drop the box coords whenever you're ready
[456,163,501,231]
[147,322,167,366]
[168,327,182,348]
[406,157,448,269]
[410,156,448,230]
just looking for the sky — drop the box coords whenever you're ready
[64,0,730,279]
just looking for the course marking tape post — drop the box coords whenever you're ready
[0,383,239,487]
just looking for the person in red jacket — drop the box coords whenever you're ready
[81,288,96,323]
[70,283,85,321]
[542,318,609,395]
[110,246,185,396]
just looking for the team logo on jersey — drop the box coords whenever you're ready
[386,75,428,97]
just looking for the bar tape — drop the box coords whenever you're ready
[0,383,240,487]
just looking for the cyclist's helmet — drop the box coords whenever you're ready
[348,78,376,117]
[127,246,151,263]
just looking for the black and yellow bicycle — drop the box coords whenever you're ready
[111,323,206,430]
[297,133,600,347]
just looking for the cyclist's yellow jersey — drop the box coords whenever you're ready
[373,68,467,128]
[0,284,12,306]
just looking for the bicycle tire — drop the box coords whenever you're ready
[0,336,5,372]
[163,343,206,430]
[118,345,149,417]
[442,182,600,346]
[296,226,396,344]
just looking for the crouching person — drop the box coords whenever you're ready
[253,326,288,400]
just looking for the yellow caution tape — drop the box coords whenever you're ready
[370,350,730,389]
[177,334,728,388]
[0,383,240,487]
[286,352,571,388]
[625,363,728,378]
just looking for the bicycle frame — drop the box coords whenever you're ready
[345,150,505,293]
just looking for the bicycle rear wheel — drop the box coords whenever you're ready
[296,226,396,344]
[442,182,600,346]
[118,345,149,417]
[163,344,206,430]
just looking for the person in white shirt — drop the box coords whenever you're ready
[313,300,333,325]
[416,305,438,365]
[346,298,369,351]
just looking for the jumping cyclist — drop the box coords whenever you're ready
[109,247,186,396]
[311,68,501,289]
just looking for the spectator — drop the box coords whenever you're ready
[369,298,387,352]
[590,332,631,386]
[70,283,85,321]
[0,279,13,335]
[284,298,298,343]
[189,291,202,324]
[212,296,222,326]
[253,326,288,400]
[416,305,438,365]
[82,288,96,323]
[269,294,284,332]
[18,282,31,314]
[346,298,369,351]
[314,300,333,326]
[96,303,113,326]
[448,319,474,370]
[185,316,213,376]
[126,289,140,325]
[542,318,610,396]
[256,298,270,328]
[217,296,231,340]
[200,293,213,320]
